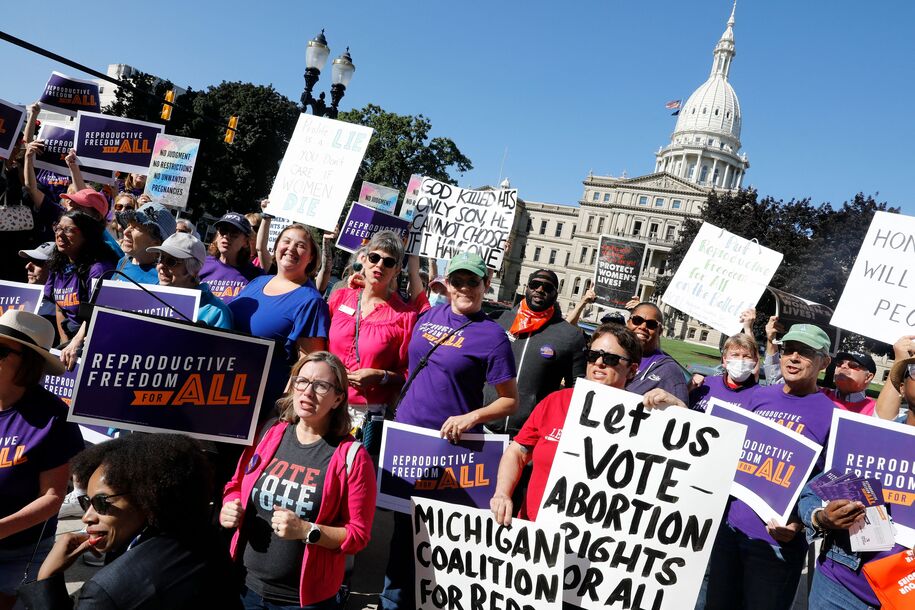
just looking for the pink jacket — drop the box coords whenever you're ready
[222,421,376,606]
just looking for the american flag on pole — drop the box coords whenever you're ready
[665,99,682,110]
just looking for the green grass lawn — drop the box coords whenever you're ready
[661,337,721,368]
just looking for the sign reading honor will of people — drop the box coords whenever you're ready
[662,222,783,336]
[594,236,646,309]
[406,178,518,270]
[74,111,164,174]
[537,380,746,610]
[142,134,200,209]
[0,280,44,315]
[358,181,399,214]
[831,211,915,344]
[0,98,26,159]
[337,202,409,253]
[33,123,115,184]
[825,410,915,547]
[707,399,822,523]
[265,113,373,232]
[93,279,200,322]
[69,307,274,444]
[377,422,508,514]
[412,498,564,610]
[39,71,100,117]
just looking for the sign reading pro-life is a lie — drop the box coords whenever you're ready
[662,222,782,336]
[74,111,164,175]
[830,211,915,344]
[264,113,373,232]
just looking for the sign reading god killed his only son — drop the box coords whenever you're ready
[412,498,564,610]
[143,134,200,209]
[74,111,164,174]
[831,211,915,344]
[594,236,646,309]
[69,307,274,445]
[265,113,373,232]
[537,380,746,610]
[707,398,822,523]
[662,222,783,336]
[406,178,518,270]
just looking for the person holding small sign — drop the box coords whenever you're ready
[200,212,264,304]
[624,302,690,404]
[689,332,761,413]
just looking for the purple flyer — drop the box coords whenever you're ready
[69,307,274,445]
[0,98,26,159]
[708,399,822,522]
[40,72,101,117]
[337,202,409,253]
[74,111,163,174]
[0,280,45,315]
[34,123,115,184]
[93,279,200,322]
[377,421,508,513]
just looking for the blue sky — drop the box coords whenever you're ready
[4,0,913,214]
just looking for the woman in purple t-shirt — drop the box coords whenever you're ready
[200,212,263,304]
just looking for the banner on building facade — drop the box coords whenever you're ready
[142,134,200,209]
[39,72,101,117]
[593,235,646,309]
[74,111,164,174]
[337,202,409,253]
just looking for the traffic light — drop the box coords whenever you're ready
[225,115,238,144]
[160,89,176,121]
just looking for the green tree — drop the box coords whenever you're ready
[102,71,175,124]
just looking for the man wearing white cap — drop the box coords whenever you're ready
[18,242,57,323]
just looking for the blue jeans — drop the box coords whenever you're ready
[380,511,414,610]
[240,587,339,610]
[705,521,806,610]
[0,536,54,595]
[808,568,877,610]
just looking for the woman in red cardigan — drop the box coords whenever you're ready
[220,351,376,609]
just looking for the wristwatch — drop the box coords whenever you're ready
[305,522,322,544]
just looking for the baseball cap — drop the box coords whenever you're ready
[18,242,55,261]
[147,232,206,266]
[446,252,487,278]
[834,351,877,374]
[528,269,559,288]
[215,212,253,236]
[428,275,447,288]
[889,357,915,390]
[60,188,108,219]
[781,324,831,353]
[118,202,177,241]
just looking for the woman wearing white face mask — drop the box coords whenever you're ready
[689,333,761,412]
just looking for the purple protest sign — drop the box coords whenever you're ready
[45,350,114,444]
[0,98,26,159]
[74,111,163,174]
[826,410,915,547]
[69,307,274,445]
[0,280,45,315]
[34,123,116,184]
[40,72,101,117]
[337,202,410,253]
[708,399,822,523]
[377,421,508,513]
[93,279,200,322]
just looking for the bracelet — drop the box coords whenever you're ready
[811,508,827,534]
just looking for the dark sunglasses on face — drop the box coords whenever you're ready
[629,315,660,330]
[217,226,243,238]
[586,349,632,366]
[156,254,182,269]
[366,252,397,268]
[835,359,864,371]
[449,276,482,289]
[528,280,557,293]
[0,345,23,360]
[77,492,128,515]
[114,204,134,212]
[780,343,820,361]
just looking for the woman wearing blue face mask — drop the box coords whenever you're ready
[688,332,761,413]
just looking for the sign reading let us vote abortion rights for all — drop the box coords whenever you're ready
[74,111,164,175]
[69,308,274,445]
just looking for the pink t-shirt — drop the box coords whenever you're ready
[820,387,877,416]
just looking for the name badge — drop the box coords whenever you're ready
[338,304,356,316]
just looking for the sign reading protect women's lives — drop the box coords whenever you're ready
[537,380,746,610]
[406,178,518,270]
[707,399,822,523]
[40,72,101,117]
[93,279,200,322]
[825,410,915,547]
[0,280,44,315]
[358,181,399,214]
[69,307,274,445]
[74,111,164,174]
[33,123,116,184]
[594,236,646,309]
[377,422,508,514]
[0,98,26,159]
[831,211,915,344]
[265,113,373,232]
[143,134,200,209]
[337,202,409,253]
[412,498,564,610]
[661,222,783,336]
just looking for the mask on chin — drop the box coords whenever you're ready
[428,293,448,307]
[725,358,755,383]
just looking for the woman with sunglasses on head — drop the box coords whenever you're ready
[327,231,418,455]
[220,352,376,610]
[0,311,83,609]
[200,212,264,304]
[107,193,136,242]
[21,433,240,610]
[624,301,690,404]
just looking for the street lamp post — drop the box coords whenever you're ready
[301,29,356,118]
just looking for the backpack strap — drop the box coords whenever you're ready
[345,440,361,476]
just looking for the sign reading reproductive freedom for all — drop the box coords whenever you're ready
[537,380,746,609]
[33,123,115,184]
[826,410,915,547]
[412,498,564,610]
[0,280,44,315]
[358,181,399,214]
[70,307,274,445]
[337,202,409,253]
[377,422,508,514]
[40,72,101,117]
[93,279,200,322]
[662,222,783,336]
[406,178,518,270]
[707,399,822,523]
[0,98,26,159]
[594,235,646,309]
[265,113,373,232]
[831,211,915,344]
[74,111,164,174]
[143,134,200,209]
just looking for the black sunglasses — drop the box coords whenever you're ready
[0,345,23,360]
[449,276,482,289]
[528,280,557,293]
[629,315,660,331]
[77,492,128,515]
[366,252,397,268]
[586,349,632,366]
[156,254,182,269]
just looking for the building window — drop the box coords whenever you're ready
[649,223,659,238]
[699,166,709,184]
[654,197,665,207]
[565,252,570,266]
[632,221,642,236]
[688,165,695,180]
[592,192,600,201]
[555,222,563,237]
[539,220,547,235]
[549,250,557,264]
[589,249,597,266]
[672,199,682,209]
[638,196,648,206]
[573,277,581,296]
[586,216,594,232]
[596,217,604,234]
[572,224,577,234]
[579,247,587,263]
[687,328,696,339]
[883,370,890,382]
[700,330,709,342]
[519,244,526,258]
[665,226,676,241]
[534,246,542,261]
[558,279,565,293]
[527,219,533,232]
[603,193,611,202]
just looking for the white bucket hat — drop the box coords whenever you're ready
[0,310,66,376]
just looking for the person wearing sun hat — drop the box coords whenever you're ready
[0,311,84,602]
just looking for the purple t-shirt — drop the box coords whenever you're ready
[0,386,84,549]
[726,384,835,544]
[819,544,906,606]
[689,374,759,413]
[395,304,516,432]
[44,260,116,335]
[199,256,263,304]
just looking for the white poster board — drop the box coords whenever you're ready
[661,222,783,336]
[143,133,200,209]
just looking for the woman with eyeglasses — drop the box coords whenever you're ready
[20,433,240,609]
[200,212,264,304]
[624,301,690,404]
[0,311,83,609]
[220,352,375,610]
